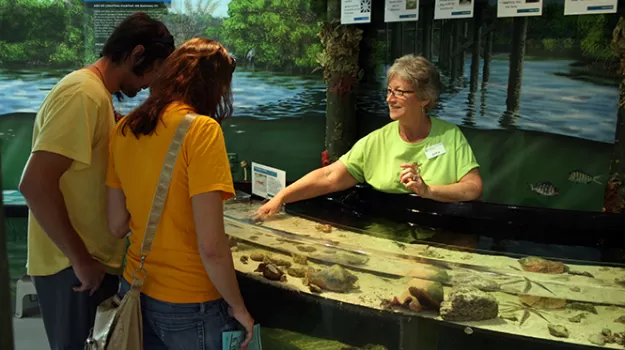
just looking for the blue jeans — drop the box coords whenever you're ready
[119,278,240,350]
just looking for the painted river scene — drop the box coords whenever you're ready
[0,0,621,212]
[2,0,625,348]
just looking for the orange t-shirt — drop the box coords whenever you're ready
[106,102,235,303]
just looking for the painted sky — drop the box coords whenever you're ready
[171,0,231,17]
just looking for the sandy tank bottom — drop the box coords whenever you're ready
[224,201,625,349]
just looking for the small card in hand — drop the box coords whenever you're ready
[222,323,262,350]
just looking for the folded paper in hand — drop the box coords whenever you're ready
[222,323,262,350]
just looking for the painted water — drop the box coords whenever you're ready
[0,57,616,212]
[0,57,619,143]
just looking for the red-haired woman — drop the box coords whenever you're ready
[105,38,254,349]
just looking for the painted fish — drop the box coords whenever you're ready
[568,170,602,185]
[528,182,559,197]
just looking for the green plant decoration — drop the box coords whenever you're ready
[607,17,625,213]
[611,18,625,108]
[315,20,364,96]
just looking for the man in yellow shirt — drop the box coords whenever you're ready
[18,13,175,350]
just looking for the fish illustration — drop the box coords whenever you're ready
[528,182,559,197]
[568,170,602,185]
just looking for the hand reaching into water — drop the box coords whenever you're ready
[254,197,283,220]
[229,306,255,349]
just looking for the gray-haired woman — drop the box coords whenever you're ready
[256,55,483,219]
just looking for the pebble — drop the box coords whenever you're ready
[588,334,606,346]
[568,313,585,323]
[566,302,598,315]
[548,324,569,338]
[297,245,317,253]
[250,252,265,261]
[500,313,518,322]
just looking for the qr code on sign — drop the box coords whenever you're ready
[360,0,371,13]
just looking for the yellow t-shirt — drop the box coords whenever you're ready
[27,69,127,276]
[106,102,235,303]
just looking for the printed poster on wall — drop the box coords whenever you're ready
[341,0,372,24]
[251,162,286,200]
[497,0,543,18]
[384,0,419,22]
[84,0,170,58]
[434,0,474,20]
[564,0,617,15]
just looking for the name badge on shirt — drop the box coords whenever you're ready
[424,143,446,159]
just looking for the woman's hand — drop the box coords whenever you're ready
[399,163,431,198]
[254,196,283,220]
[229,306,254,349]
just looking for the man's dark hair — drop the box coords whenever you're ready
[101,12,175,77]
[120,38,236,138]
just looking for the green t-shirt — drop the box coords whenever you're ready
[338,117,479,194]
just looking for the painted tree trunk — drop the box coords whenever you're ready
[506,16,528,115]
[391,22,403,59]
[451,21,462,82]
[0,158,14,350]
[322,0,363,161]
[446,21,454,75]
[483,26,493,85]
[422,6,434,61]
[439,20,450,71]
[458,19,469,79]
[470,8,483,93]
[605,18,625,213]
[359,25,378,84]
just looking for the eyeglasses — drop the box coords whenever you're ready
[387,88,414,97]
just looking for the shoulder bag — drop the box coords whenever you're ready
[84,113,198,350]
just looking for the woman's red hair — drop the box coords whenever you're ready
[121,38,236,138]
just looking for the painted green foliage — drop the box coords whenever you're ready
[316,21,363,94]
[492,3,617,64]
[220,0,324,69]
[0,0,85,66]
[606,17,625,213]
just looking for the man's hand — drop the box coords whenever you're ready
[399,163,431,198]
[72,256,105,296]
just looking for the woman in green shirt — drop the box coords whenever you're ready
[256,54,483,219]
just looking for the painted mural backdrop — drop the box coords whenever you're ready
[0,0,620,212]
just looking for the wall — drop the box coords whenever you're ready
[0,0,621,212]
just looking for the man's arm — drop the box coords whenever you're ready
[19,151,93,267]
[20,91,105,295]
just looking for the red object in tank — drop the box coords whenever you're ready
[321,150,331,167]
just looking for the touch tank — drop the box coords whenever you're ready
[223,191,625,350]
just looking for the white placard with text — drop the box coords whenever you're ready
[251,162,286,200]
[564,0,617,15]
[435,0,474,20]
[385,0,420,22]
[341,0,372,24]
[497,0,543,18]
